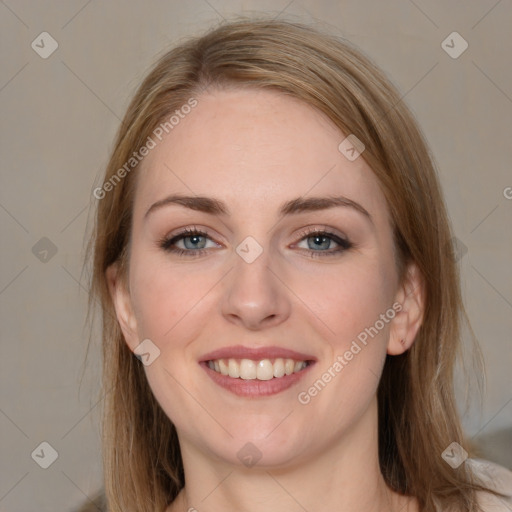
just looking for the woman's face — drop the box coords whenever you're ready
[109,88,420,468]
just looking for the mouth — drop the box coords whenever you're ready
[206,357,311,380]
[199,346,316,397]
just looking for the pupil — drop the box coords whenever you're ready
[185,235,204,249]
[310,235,329,250]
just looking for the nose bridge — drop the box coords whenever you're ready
[221,237,290,329]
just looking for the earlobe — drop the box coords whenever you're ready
[387,262,425,356]
[106,263,139,351]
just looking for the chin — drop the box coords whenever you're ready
[212,423,314,468]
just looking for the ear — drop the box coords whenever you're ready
[106,262,139,352]
[387,261,425,355]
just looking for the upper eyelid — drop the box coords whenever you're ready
[295,225,348,240]
[164,227,218,246]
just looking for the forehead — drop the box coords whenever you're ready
[133,88,388,222]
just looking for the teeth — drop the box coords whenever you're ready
[256,360,274,381]
[240,359,257,380]
[219,359,229,376]
[228,359,240,378]
[273,358,285,378]
[207,358,308,380]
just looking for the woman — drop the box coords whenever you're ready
[86,18,512,512]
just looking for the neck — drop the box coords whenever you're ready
[169,399,416,512]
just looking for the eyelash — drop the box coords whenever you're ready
[158,226,353,259]
[158,227,213,258]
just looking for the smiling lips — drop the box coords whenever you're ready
[200,345,316,397]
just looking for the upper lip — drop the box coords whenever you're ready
[200,345,317,362]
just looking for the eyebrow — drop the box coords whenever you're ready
[144,194,373,224]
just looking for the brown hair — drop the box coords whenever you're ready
[87,17,496,512]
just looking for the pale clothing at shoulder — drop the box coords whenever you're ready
[469,459,512,511]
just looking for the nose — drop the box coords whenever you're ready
[221,247,291,331]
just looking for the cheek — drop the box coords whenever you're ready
[129,252,212,343]
[128,255,214,430]
[297,263,392,425]
[301,256,395,349]
[305,257,395,414]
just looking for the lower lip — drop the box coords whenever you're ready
[200,362,315,397]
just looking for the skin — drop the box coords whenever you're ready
[107,88,424,512]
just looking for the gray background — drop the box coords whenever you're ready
[1,1,511,510]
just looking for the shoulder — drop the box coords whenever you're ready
[467,459,512,511]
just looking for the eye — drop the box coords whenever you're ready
[158,227,220,257]
[294,227,353,258]
[158,226,353,259]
